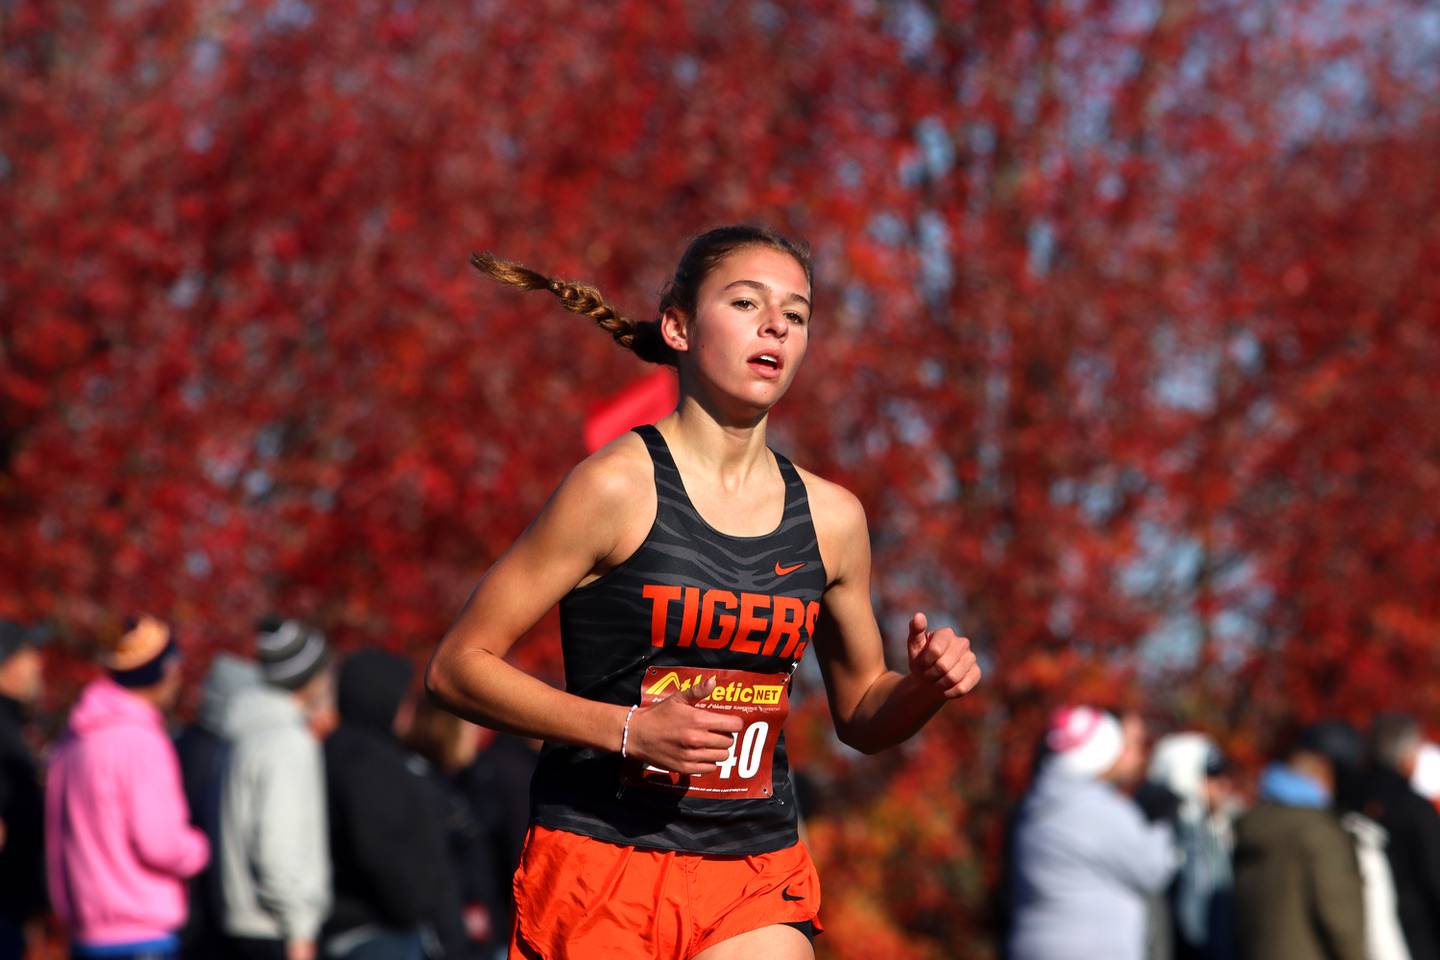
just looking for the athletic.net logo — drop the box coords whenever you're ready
[624,666,791,800]
[644,671,786,707]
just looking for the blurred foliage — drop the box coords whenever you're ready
[3,0,1439,955]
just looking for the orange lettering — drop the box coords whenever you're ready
[780,600,822,659]
[763,596,805,657]
[677,586,701,647]
[642,585,683,648]
[731,592,770,654]
[696,590,738,649]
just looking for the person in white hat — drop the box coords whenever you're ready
[1007,706,1178,960]
[1146,732,1239,960]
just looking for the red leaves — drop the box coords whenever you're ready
[3,1,1440,955]
[1,371,48,410]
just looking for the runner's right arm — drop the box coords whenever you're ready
[426,439,741,774]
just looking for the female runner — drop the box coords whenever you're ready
[426,225,982,960]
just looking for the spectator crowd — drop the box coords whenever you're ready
[1003,704,1440,960]
[0,617,535,960]
[4,614,1440,960]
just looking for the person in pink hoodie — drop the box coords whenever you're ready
[46,616,210,960]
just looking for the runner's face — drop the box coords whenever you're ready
[675,246,811,411]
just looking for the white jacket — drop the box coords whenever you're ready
[1010,765,1178,960]
[1341,812,1412,960]
[218,684,330,942]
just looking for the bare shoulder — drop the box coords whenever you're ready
[792,463,868,537]
[559,430,654,510]
[541,430,657,573]
[791,463,869,585]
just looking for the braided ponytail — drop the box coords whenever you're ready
[470,227,811,368]
[469,252,674,365]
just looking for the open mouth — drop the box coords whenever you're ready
[747,352,783,377]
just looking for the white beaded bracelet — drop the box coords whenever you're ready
[620,705,638,758]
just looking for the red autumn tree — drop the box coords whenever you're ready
[3,2,1438,956]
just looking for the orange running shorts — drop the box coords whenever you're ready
[509,824,823,959]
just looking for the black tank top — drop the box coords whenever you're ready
[529,424,827,854]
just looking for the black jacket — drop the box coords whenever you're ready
[450,736,538,952]
[323,651,465,959]
[174,722,232,958]
[1361,767,1440,960]
[0,694,45,924]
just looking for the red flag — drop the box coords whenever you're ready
[583,368,679,452]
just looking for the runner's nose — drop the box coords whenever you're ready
[759,305,789,340]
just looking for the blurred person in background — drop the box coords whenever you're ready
[1315,722,1413,960]
[175,654,261,960]
[1233,722,1366,960]
[0,620,48,960]
[429,226,982,960]
[450,729,539,957]
[1358,713,1440,960]
[1145,733,1239,960]
[46,616,210,960]
[323,649,465,960]
[1008,706,1177,960]
[407,699,533,959]
[219,619,334,960]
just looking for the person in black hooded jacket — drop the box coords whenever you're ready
[322,649,465,960]
[0,621,47,960]
[1361,713,1440,960]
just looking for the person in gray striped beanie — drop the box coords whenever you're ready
[256,618,330,694]
[218,619,334,960]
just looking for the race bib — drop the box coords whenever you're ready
[623,666,790,799]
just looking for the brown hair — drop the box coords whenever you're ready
[470,225,813,367]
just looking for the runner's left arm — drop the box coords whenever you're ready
[806,479,981,754]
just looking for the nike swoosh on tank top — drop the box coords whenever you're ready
[529,424,827,854]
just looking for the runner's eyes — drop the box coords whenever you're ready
[731,300,808,325]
